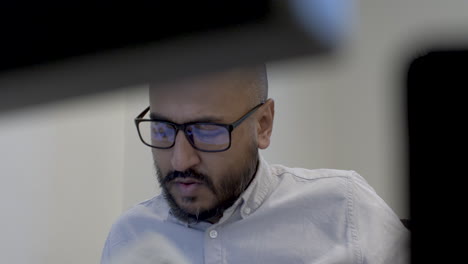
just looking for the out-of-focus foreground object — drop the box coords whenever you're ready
[406,49,468,264]
[111,233,190,264]
[0,0,351,113]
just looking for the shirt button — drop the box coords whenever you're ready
[244,207,251,215]
[209,230,218,239]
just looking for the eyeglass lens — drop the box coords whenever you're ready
[138,121,230,151]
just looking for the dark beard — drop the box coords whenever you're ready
[155,150,259,224]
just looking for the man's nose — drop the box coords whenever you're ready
[171,130,201,172]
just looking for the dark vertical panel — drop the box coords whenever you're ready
[406,50,468,263]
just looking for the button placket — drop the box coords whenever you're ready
[204,227,223,264]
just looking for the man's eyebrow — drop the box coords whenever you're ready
[149,112,225,123]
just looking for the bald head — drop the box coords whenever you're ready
[239,64,268,105]
[149,64,268,110]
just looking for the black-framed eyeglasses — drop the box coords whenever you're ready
[134,102,264,152]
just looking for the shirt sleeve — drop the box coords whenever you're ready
[348,171,410,264]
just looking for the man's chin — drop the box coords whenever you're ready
[176,199,212,215]
[163,186,233,223]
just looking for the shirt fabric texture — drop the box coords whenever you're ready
[101,155,410,264]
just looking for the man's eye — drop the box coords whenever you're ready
[195,124,217,131]
[195,127,224,138]
[151,123,174,137]
[199,130,219,136]
[158,128,166,135]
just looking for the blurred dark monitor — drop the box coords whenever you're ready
[0,1,346,113]
[406,49,467,263]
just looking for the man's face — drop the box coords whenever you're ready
[149,71,262,223]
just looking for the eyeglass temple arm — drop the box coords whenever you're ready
[136,106,151,120]
[230,102,265,129]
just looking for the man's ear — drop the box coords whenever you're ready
[256,99,275,149]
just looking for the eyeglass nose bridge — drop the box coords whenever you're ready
[170,123,196,149]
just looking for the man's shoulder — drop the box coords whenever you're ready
[267,164,376,199]
[270,164,365,183]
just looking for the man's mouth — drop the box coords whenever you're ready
[173,178,203,185]
[171,178,204,196]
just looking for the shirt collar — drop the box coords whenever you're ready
[237,153,279,219]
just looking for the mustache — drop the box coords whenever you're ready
[162,170,216,193]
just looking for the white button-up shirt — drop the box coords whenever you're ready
[101,155,410,264]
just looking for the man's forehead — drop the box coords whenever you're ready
[149,98,238,125]
[149,87,243,124]
[149,109,225,124]
[149,84,243,111]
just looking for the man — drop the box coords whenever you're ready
[101,65,409,264]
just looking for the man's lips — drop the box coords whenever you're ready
[172,178,203,185]
[170,178,204,196]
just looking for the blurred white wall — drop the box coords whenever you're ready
[2,0,468,263]
[121,87,160,210]
[0,93,126,264]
